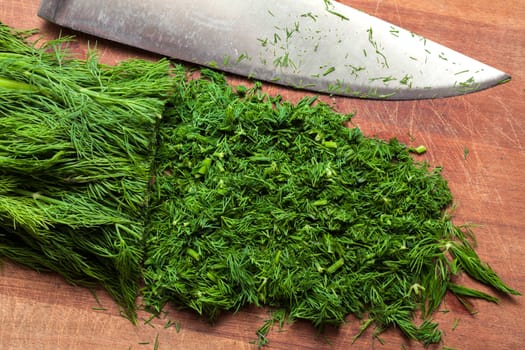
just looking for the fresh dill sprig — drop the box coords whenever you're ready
[0,22,171,321]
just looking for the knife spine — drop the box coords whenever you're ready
[38,0,65,22]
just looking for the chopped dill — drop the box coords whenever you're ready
[0,22,520,348]
[463,146,470,160]
[142,69,519,346]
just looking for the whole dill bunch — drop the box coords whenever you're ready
[0,22,171,320]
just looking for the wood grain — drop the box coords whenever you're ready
[0,1,524,349]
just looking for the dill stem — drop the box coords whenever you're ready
[13,189,66,206]
[187,248,201,261]
[326,258,345,274]
[0,76,38,92]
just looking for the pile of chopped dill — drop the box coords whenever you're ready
[0,22,519,346]
[143,70,519,345]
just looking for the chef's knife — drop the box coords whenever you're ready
[38,0,510,99]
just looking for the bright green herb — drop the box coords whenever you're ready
[452,318,460,331]
[250,309,287,347]
[0,23,171,321]
[153,334,160,350]
[164,319,181,332]
[463,146,470,160]
[322,66,336,76]
[142,69,519,346]
[0,22,520,347]
[409,145,427,154]
[323,0,350,21]
[143,313,157,327]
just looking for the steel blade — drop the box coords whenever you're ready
[38,0,510,99]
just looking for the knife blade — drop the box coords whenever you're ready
[38,0,510,99]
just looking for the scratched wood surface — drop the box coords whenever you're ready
[0,1,524,349]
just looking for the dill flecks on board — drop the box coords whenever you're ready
[143,69,519,345]
[0,23,171,319]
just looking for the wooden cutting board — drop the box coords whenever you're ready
[1,1,524,349]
